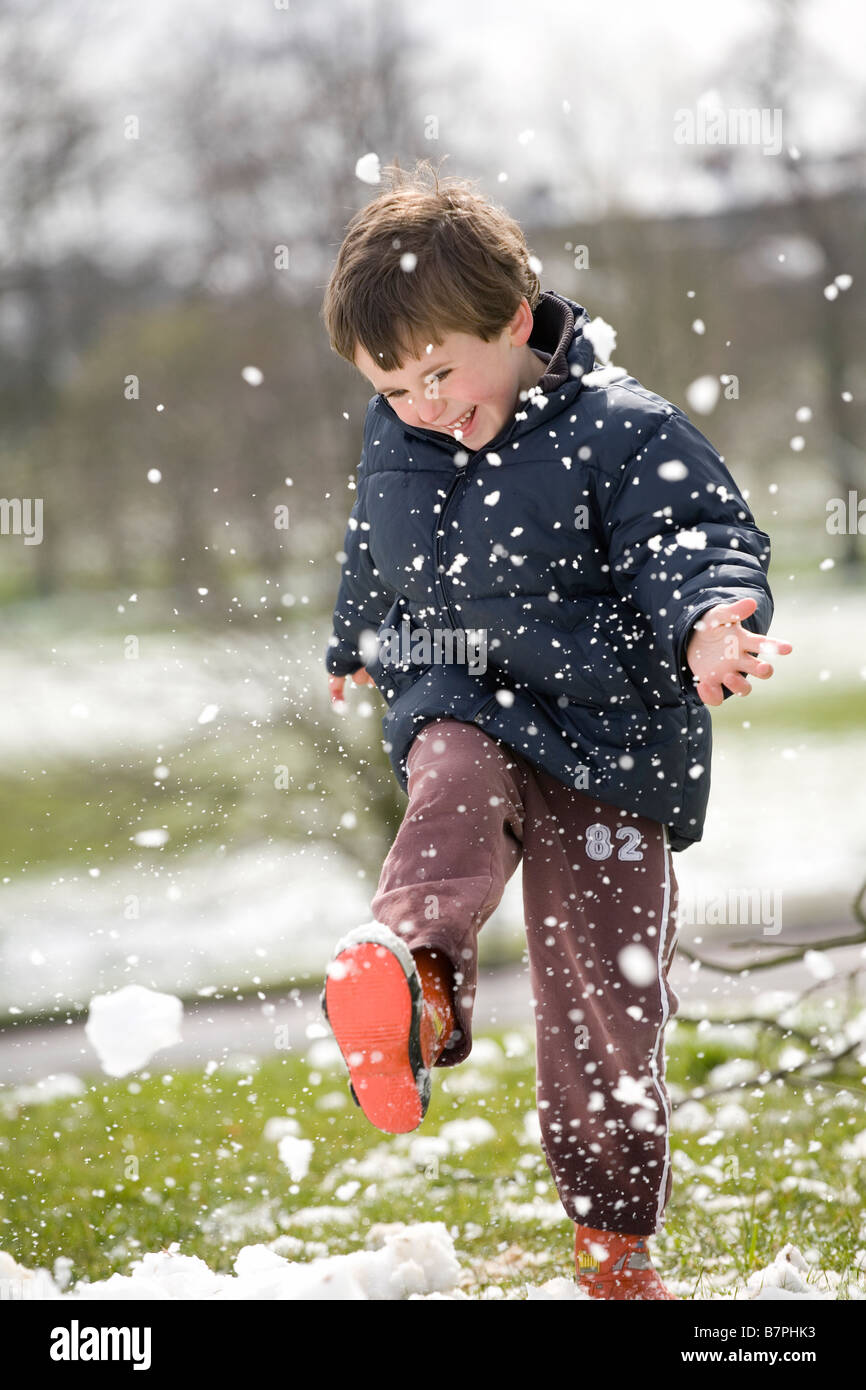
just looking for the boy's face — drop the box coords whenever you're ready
[353,298,546,451]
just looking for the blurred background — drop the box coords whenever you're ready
[1,0,864,1024]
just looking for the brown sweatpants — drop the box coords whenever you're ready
[369,718,682,1236]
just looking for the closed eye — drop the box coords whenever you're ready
[385,369,451,400]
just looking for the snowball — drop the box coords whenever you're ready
[616,943,657,986]
[675,528,708,550]
[612,1074,657,1108]
[355,152,381,184]
[277,1135,314,1182]
[133,828,169,847]
[582,315,617,366]
[685,375,720,414]
[85,985,183,1077]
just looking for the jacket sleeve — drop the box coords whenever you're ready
[598,405,774,700]
[324,436,399,678]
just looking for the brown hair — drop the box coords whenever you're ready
[321,156,542,373]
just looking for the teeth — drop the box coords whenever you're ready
[449,407,474,430]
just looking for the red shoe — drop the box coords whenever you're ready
[321,923,454,1135]
[575,1224,678,1300]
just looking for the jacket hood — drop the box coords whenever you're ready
[370,291,597,455]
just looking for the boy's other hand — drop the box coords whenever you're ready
[685,596,793,706]
[329,668,376,709]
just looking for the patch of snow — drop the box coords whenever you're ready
[0,1073,85,1118]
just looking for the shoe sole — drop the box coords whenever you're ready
[321,926,430,1134]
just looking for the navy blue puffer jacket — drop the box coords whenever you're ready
[324,290,774,851]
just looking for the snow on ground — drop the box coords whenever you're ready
[0,841,376,1016]
[2,730,865,1017]
[0,623,288,763]
[0,1072,85,1118]
[2,1224,864,1300]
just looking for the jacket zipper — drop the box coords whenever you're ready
[434,471,466,627]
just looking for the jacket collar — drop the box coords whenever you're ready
[371,291,596,455]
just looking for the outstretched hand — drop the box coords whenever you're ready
[328,668,377,708]
[685,596,793,706]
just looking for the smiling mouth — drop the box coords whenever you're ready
[445,405,476,434]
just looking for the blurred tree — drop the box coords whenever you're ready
[0,0,108,594]
[700,0,866,571]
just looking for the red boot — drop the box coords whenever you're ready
[575,1223,678,1300]
[321,923,455,1134]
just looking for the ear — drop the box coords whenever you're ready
[508,297,535,348]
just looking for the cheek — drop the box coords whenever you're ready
[450,373,493,404]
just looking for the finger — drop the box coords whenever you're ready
[703,596,758,628]
[721,671,752,696]
[740,635,793,656]
[328,676,346,706]
[696,678,724,706]
[735,654,774,678]
[694,611,742,636]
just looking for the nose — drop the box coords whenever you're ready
[412,393,446,425]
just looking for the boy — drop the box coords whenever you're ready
[319,159,791,1299]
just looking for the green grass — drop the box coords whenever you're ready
[0,722,392,881]
[720,684,866,737]
[2,1020,865,1298]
